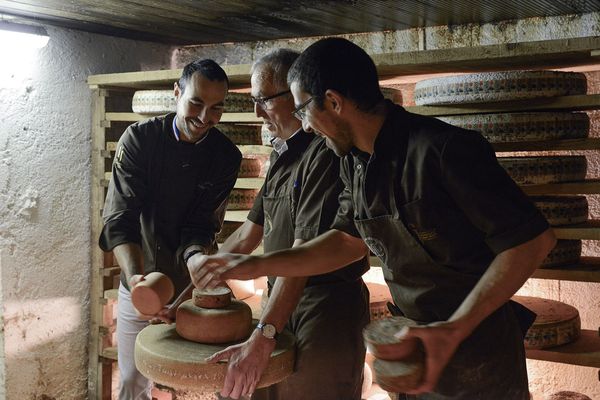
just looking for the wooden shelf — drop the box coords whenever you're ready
[532,258,600,283]
[225,210,250,222]
[554,221,600,240]
[104,112,259,124]
[494,138,600,152]
[521,180,600,195]
[103,289,118,301]
[235,178,264,189]
[526,329,600,368]
[406,94,600,117]
[100,347,118,362]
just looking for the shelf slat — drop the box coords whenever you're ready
[225,210,250,222]
[104,112,259,123]
[235,178,264,189]
[526,329,600,368]
[554,221,600,240]
[521,180,600,195]
[531,257,600,283]
[100,347,118,362]
[493,138,600,152]
[406,94,600,116]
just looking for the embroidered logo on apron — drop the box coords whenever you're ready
[408,224,438,241]
[364,237,387,262]
[264,211,273,238]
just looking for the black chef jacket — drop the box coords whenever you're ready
[99,113,241,295]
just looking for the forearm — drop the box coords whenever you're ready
[219,220,263,254]
[250,229,367,278]
[112,242,144,284]
[448,227,556,338]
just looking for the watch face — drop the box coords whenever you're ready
[262,323,277,339]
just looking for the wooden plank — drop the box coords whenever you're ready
[105,142,271,155]
[103,288,119,301]
[406,94,600,116]
[88,64,251,89]
[493,138,600,152]
[104,112,259,123]
[521,180,600,195]
[100,347,118,362]
[225,210,250,222]
[374,37,600,78]
[235,178,264,189]
[553,221,600,240]
[526,329,600,368]
[532,258,600,283]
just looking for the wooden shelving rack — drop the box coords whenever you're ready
[88,37,600,399]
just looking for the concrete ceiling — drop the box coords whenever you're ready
[1,0,600,45]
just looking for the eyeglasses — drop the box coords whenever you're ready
[250,90,291,110]
[292,97,315,121]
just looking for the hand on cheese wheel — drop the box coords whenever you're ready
[130,272,175,323]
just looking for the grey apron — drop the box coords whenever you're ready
[354,186,530,399]
[254,166,367,400]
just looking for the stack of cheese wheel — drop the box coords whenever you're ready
[541,240,582,268]
[225,92,254,112]
[227,189,260,210]
[498,156,587,185]
[132,90,176,114]
[365,282,393,321]
[531,196,588,226]
[217,124,262,145]
[216,221,243,243]
[438,112,589,143]
[363,317,425,393]
[512,295,581,349]
[239,154,269,178]
[414,71,586,106]
[135,287,295,391]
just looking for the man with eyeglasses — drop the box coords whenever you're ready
[188,48,370,400]
[99,59,241,400]
[189,39,557,400]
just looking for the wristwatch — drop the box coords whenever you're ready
[256,322,278,339]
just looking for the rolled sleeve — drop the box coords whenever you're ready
[440,129,549,254]
[331,158,361,238]
[247,184,265,226]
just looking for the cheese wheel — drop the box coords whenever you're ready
[498,156,587,185]
[363,316,420,361]
[216,124,262,145]
[216,221,243,243]
[541,240,581,268]
[239,154,269,178]
[438,112,589,143]
[531,196,588,226]
[135,323,295,391]
[414,71,587,105]
[176,298,252,344]
[261,124,273,146]
[381,86,402,104]
[227,188,260,210]
[373,354,425,394]
[225,92,254,112]
[545,391,593,400]
[132,90,176,114]
[192,287,232,309]
[131,272,175,316]
[512,296,581,349]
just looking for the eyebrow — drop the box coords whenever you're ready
[190,96,224,106]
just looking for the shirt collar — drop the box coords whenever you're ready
[271,128,306,155]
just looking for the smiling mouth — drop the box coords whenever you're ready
[189,119,209,129]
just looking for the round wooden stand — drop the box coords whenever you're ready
[135,323,295,391]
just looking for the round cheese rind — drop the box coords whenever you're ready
[540,240,581,268]
[512,296,581,349]
[414,71,587,105]
[498,156,587,185]
[531,196,588,226]
[227,189,260,210]
[135,323,295,391]
[132,90,176,114]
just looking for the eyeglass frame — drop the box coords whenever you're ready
[250,89,291,110]
[292,96,316,121]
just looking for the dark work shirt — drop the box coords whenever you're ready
[99,113,242,295]
[248,129,368,285]
[332,101,549,276]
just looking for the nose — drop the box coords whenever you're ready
[197,106,208,123]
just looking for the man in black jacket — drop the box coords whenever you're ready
[99,59,241,400]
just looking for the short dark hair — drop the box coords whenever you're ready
[287,38,383,112]
[178,59,229,93]
[251,48,300,90]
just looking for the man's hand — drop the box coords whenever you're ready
[187,253,258,289]
[397,322,466,394]
[128,274,174,324]
[206,330,276,399]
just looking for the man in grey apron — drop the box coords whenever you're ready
[190,39,557,400]
[188,49,370,400]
